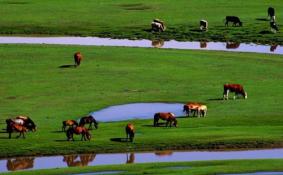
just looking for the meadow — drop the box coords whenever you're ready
[0,44,282,158]
[0,0,283,44]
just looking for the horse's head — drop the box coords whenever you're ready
[173,118,178,127]
[93,119,98,129]
[25,119,37,132]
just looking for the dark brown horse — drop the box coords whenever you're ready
[79,116,98,129]
[125,123,135,142]
[62,120,78,131]
[6,121,28,139]
[66,126,91,141]
[74,52,83,67]
[153,112,177,127]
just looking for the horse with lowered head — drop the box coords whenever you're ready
[79,115,98,129]
[153,112,177,127]
[125,123,135,142]
[62,120,78,131]
[66,126,91,141]
[223,84,247,100]
[6,121,28,139]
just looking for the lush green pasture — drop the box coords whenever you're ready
[0,44,282,157]
[3,159,283,175]
[0,0,283,44]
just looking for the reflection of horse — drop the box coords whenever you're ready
[183,102,207,117]
[200,42,207,48]
[62,120,78,131]
[153,113,177,127]
[125,123,135,142]
[74,52,83,67]
[79,116,98,129]
[152,40,164,48]
[7,157,34,171]
[66,126,91,141]
[155,150,173,156]
[63,154,96,167]
[126,153,135,164]
[270,44,278,52]
[226,42,240,49]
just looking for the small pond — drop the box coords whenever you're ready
[90,103,184,122]
[1,149,283,173]
[0,36,282,55]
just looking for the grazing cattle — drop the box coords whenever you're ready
[66,126,91,141]
[79,115,98,129]
[268,7,275,19]
[225,16,242,27]
[183,102,207,117]
[62,120,78,131]
[7,157,34,171]
[153,112,177,127]
[74,52,83,67]
[125,123,135,142]
[200,19,208,31]
[151,19,166,32]
[226,42,240,49]
[6,121,28,139]
[223,84,247,100]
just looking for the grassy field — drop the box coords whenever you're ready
[0,0,283,44]
[0,44,282,158]
[2,159,283,175]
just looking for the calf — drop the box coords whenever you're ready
[225,16,242,27]
[223,84,247,100]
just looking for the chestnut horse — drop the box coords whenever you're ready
[66,126,91,141]
[74,52,83,67]
[62,120,78,131]
[153,112,177,127]
[223,84,247,100]
[79,116,98,129]
[6,121,28,139]
[183,102,207,117]
[125,123,135,142]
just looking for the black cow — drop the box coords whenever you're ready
[268,7,275,18]
[225,16,242,27]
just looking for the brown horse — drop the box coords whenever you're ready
[62,120,78,131]
[6,121,28,139]
[125,123,135,142]
[183,102,207,117]
[66,126,91,141]
[153,112,177,127]
[6,116,36,132]
[79,116,98,129]
[74,52,83,67]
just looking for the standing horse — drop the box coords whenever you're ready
[153,113,177,127]
[183,102,207,117]
[74,52,83,67]
[125,123,135,142]
[79,116,98,129]
[223,84,247,100]
[62,120,78,131]
[6,121,28,139]
[66,126,91,141]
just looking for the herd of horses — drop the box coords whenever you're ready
[5,83,247,143]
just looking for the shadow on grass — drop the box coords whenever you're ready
[207,98,223,101]
[110,138,129,142]
[51,130,64,133]
[256,18,269,21]
[58,64,76,68]
[54,139,68,142]
[259,30,273,34]
[0,137,9,139]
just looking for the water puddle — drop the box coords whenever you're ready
[90,103,184,122]
[221,172,283,175]
[0,36,282,55]
[1,149,283,173]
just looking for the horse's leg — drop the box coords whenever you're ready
[89,122,92,130]
[22,131,25,139]
[8,131,12,139]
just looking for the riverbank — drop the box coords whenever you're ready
[0,0,283,44]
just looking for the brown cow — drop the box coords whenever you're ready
[223,84,247,100]
[74,52,83,67]
[125,123,135,142]
[153,112,177,127]
[62,120,78,131]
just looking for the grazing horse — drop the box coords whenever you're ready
[153,113,177,127]
[223,84,247,100]
[74,52,83,67]
[183,102,207,117]
[66,126,91,141]
[151,19,166,32]
[6,121,28,139]
[225,16,242,27]
[62,120,78,131]
[125,123,135,142]
[79,116,98,129]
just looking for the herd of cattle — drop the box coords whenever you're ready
[5,83,247,142]
[151,7,279,33]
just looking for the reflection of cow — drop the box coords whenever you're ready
[151,19,166,32]
[63,154,96,167]
[270,44,278,52]
[126,153,135,164]
[152,40,164,48]
[7,157,34,171]
[226,42,240,49]
[200,20,208,31]
[200,42,207,48]
[154,150,173,156]
[225,16,242,27]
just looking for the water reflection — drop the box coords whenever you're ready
[63,154,96,167]
[200,42,207,48]
[154,150,173,156]
[126,153,135,164]
[152,39,164,48]
[270,44,278,52]
[6,157,34,171]
[226,42,240,49]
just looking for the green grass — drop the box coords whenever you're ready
[3,159,283,175]
[0,0,283,44]
[0,44,282,158]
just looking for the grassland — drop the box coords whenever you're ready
[0,44,282,158]
[0,0,283,44]
[3,159,283,175]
